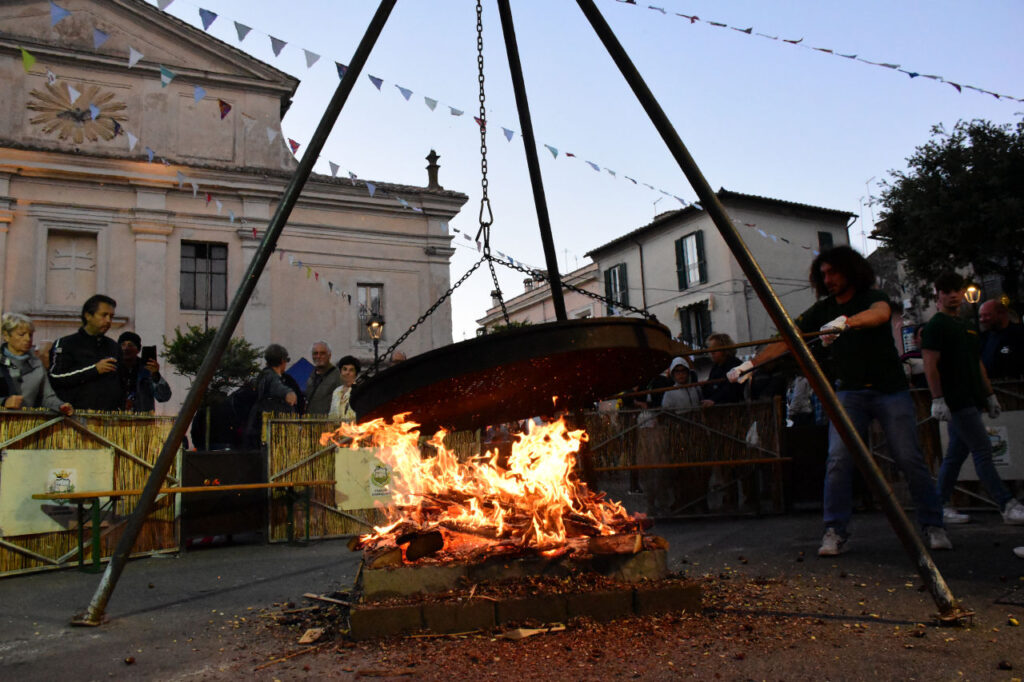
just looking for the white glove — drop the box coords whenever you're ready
[931,397,951,422]
[727,360,754,384]
[987,394,1002,419]
[819,315,848,346]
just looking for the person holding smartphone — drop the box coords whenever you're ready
[117,331,171,413]
[50,294,124,411]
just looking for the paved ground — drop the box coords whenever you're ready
[1,511,1022,680]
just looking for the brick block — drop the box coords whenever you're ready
[348,604,424,640]
[423,600,496,634]
[361,563,467,600]
[633,581,702,616]
[566,589,634,622]
[496,594,568,626]
[593,548,668,583]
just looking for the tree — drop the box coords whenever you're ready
[162,324,262,396]
[873,119,1024,308]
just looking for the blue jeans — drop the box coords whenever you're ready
[824,389,943,535]
[937,406,1011,508]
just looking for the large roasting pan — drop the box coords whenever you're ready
[350,317,684,432]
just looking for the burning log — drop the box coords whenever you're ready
[365,547,403,569]
[588,534,642,556]
[396,530,444,561]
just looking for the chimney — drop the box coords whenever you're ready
[426,149,443,190]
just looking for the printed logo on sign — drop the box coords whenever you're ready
[987,427,1009,466]
[369,462,392,498]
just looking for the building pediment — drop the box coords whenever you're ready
[1,0,298,169]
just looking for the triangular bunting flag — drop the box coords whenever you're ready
[241,112,255,130]
[368,75,383,90]
[228,210,235,223]
[288,138,300,154]
[88,104,100,120]
[269,36,287,57]
[544,144,558,158]
[266,127,278,143]
[565,152,576,157]
[335,62,347,79]
[606,169,616,177]
[218,99,231,119]
[946,81,962,93]
[215,199,222,213]
[314,272,319,281]
[396,85,413,100]
[190,181,198,197]
[473,116,485,130]
[193,85,206,102]
[128,46,144,68]
[67,84,80,103]
[50,1,70,26]
[329,161,339,177]
[303,49,320,68]
[199,9,217,31]
[126,131,138,151]
[176,171,186,189]
[145,147,155,162]
[20,48,36,73]
[585,161,600,171]
[424,97,438,110]
[449,107,463,116]
[348,172,357,184]
[366,182,376,197]
[159,65,175,87]
[205,193,212,205]
[112,120,122,136]
[157,0,174,9]
[234,21,251,41]
[502,127,514,142]
[92,29,109,50]
[46,69,56,84]
[305,266,311,278]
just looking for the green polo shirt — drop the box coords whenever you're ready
[920,312,986,411]
[795,289,907,393]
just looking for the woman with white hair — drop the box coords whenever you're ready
[1,313,73,414]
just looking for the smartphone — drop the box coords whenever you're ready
[141,345,157,363]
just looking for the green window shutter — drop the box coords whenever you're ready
[619,264,629,307]
[604,268,615,315]
[675,237,687,290]
[695,230,707,284]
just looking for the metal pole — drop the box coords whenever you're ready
[496,0,567,321]
[74,0,398,626]
[575,0,961,618]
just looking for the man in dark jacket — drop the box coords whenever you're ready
[117,331,171,412]
[304,340,341,415]
[49,294,123,411]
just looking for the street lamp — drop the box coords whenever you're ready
[964,284,981,329]
[366,313,384,366]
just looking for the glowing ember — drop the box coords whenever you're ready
[320,414,645,560]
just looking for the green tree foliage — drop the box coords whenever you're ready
[873,119,1024,308]
[483,320,533,334]
[162,324,261,396]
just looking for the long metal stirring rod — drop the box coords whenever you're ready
[74,0,399,626]
[574,0,961,618]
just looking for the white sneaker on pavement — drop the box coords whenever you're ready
[927,526,953,551]
[942,506,970,524]
[1014,546,1024,559]
[818,528,845,556]
[1002,499,1024,525]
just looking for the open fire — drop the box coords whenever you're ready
[320,414,651,565]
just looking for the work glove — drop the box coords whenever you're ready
[930,397,951,422]
[727,360,754,384]
[987,394,1002,419]
[819,315,848,346]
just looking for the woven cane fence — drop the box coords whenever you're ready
[0,409,179,576]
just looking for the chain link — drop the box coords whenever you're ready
[475,0,493,239]
[491,256,654,320]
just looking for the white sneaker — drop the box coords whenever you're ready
[818,528,845,556]
[1014,547,1024,559]
[942,506,970,524]
[1002,499,1024,525]
[927,526,953,551]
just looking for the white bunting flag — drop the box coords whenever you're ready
[190,181,198,198]
[303,49,320,68]
[234,22,252,41]
[67,84,80,104]
[329,161,339,177]
[215,199,223,214]
[157,0,174,9]
[128,46,144,68]
[266,127,278,143]
[424,97,438,111]
[366,182,376,197]
[176,171,186,189]
[126,131,138,151]
[46,69,57,85]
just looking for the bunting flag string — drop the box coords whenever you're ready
[613,0,1021,102]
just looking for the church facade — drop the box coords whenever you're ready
[0,0,467,412]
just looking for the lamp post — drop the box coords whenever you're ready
[965,284,981,329]
[367,313,384,366]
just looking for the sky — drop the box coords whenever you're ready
[152,0,1024,342]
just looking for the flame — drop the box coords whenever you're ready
[320,414,639,556]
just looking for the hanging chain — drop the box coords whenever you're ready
[493,256,654,320]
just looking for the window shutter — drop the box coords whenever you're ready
[604,268,615,315]
[675,237,687,290]
[695,230,707,284]
[618,264,629,307]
